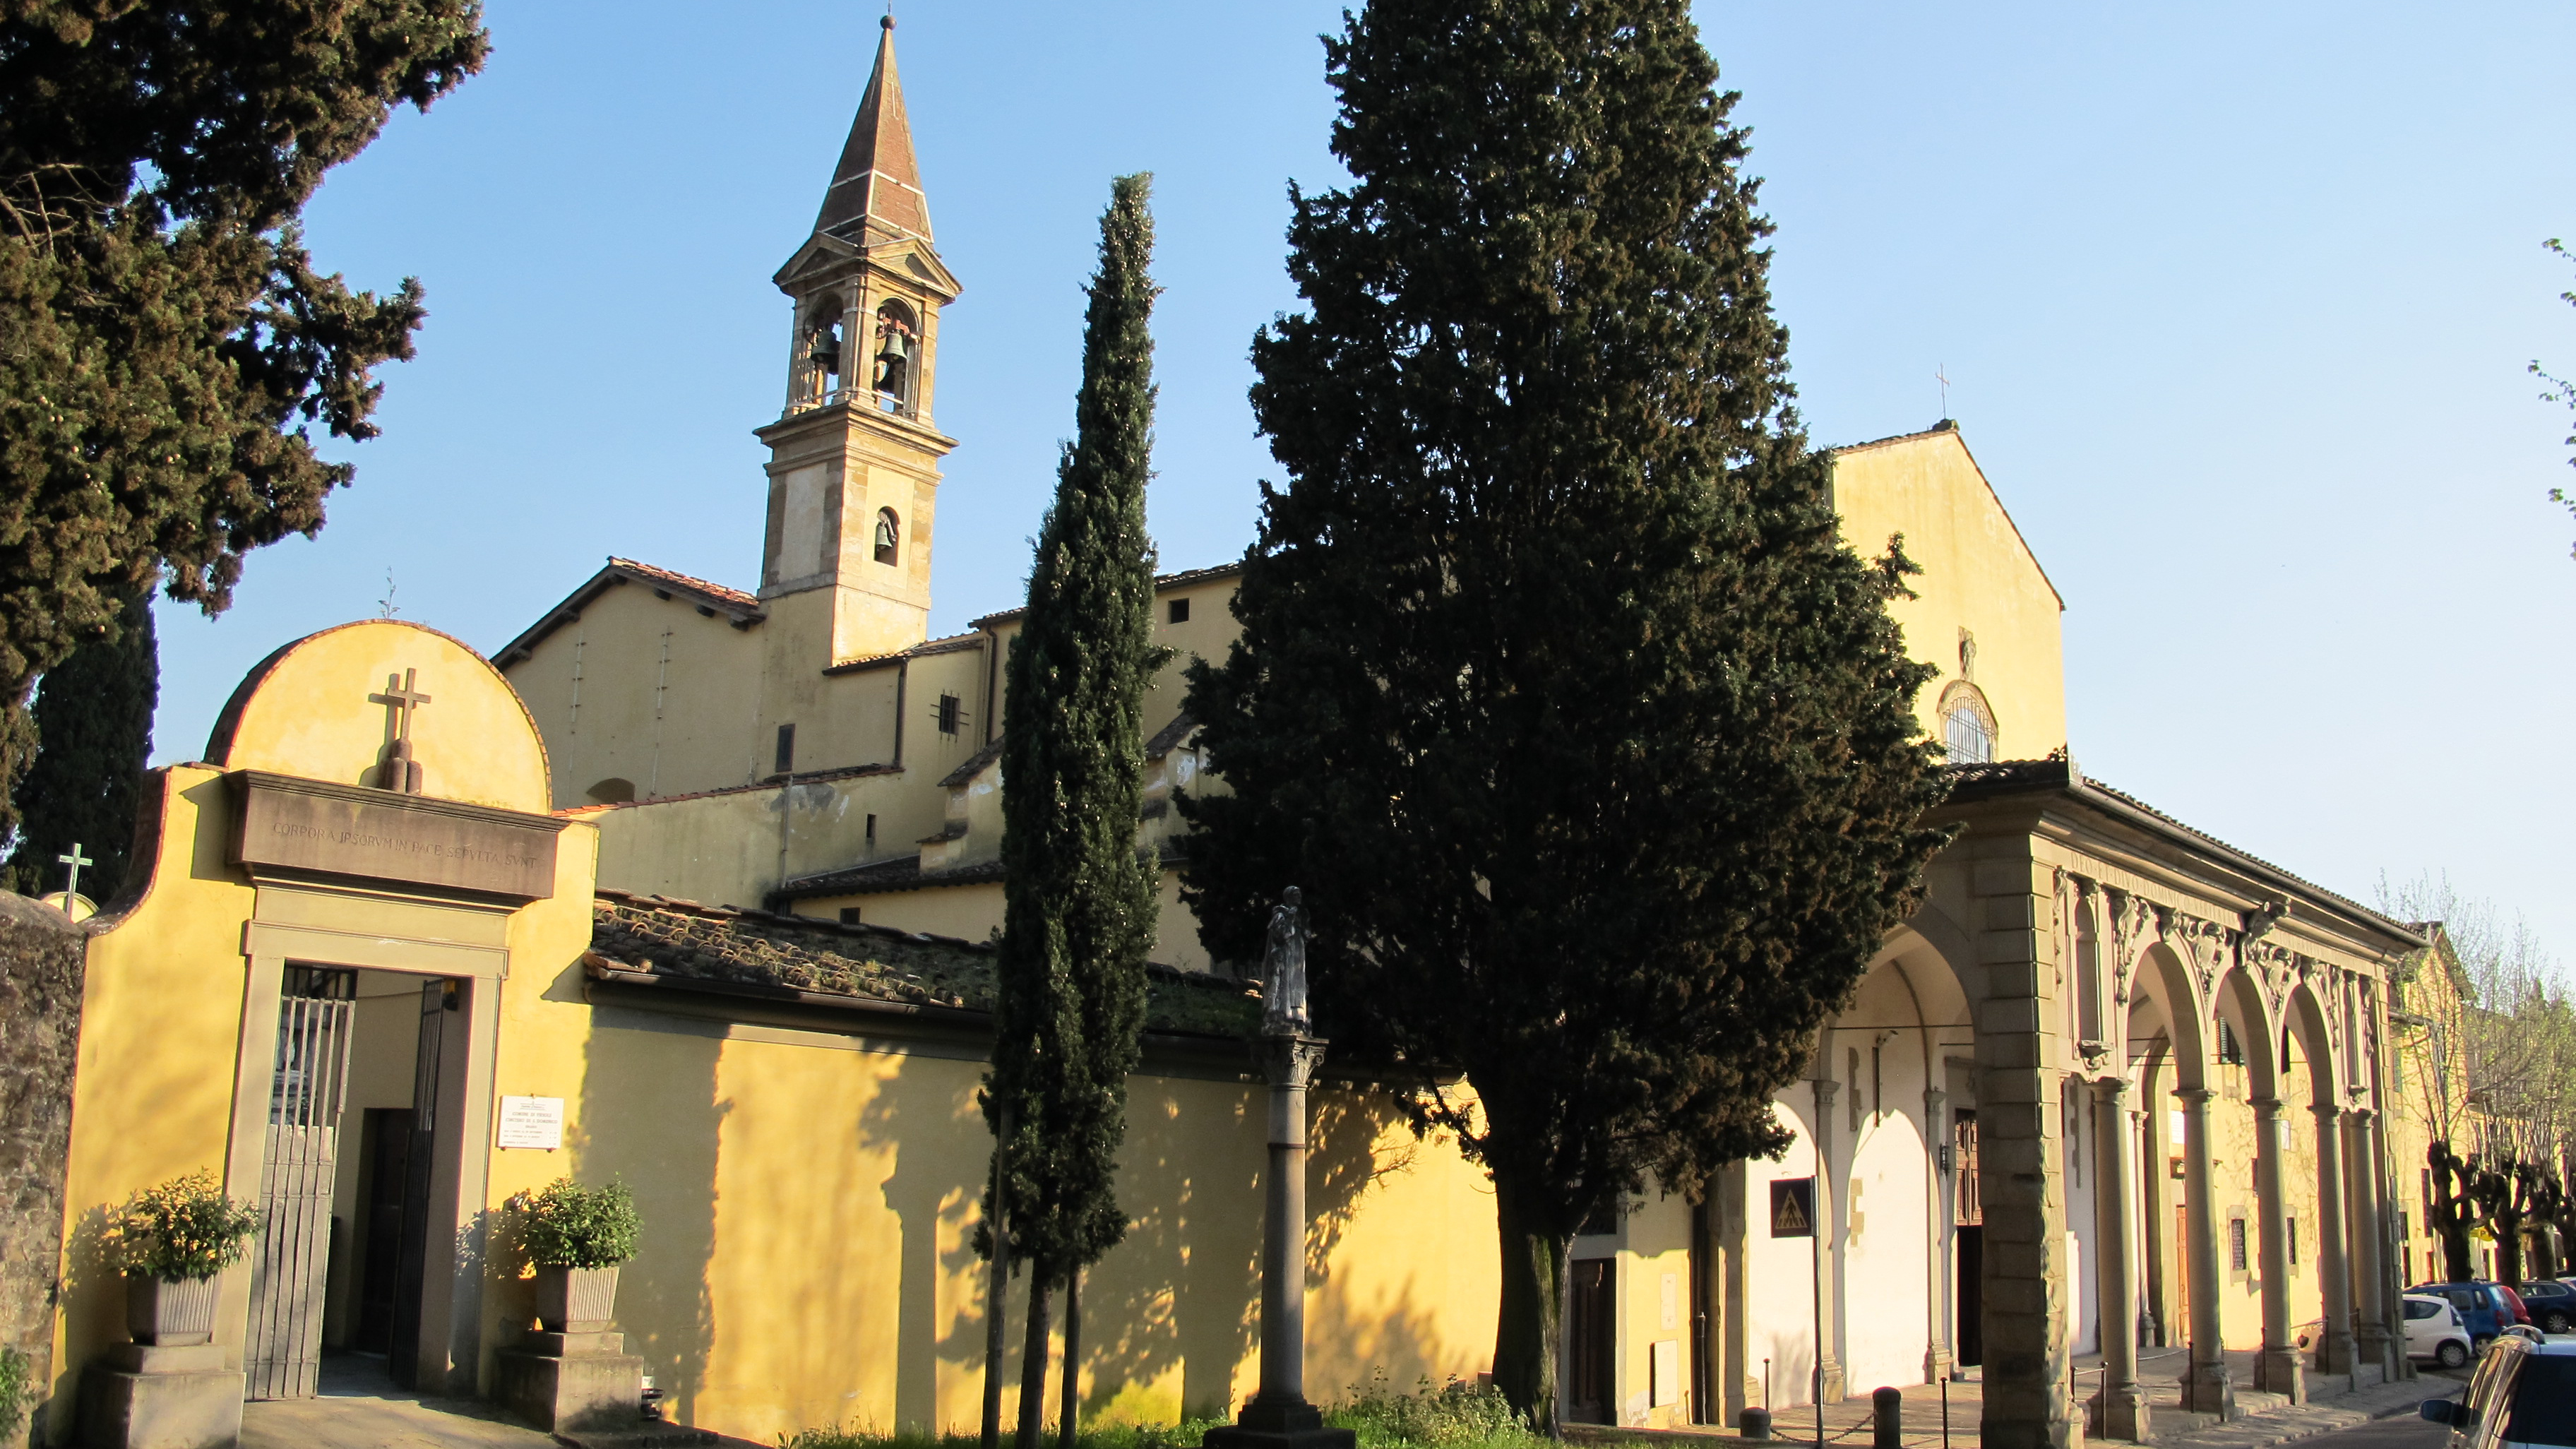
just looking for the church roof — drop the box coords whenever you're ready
[812,17,932,246]
[493,558,763,669]
[969,560,1244,631]
[585,889,1255,1039]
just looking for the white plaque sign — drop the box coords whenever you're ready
[496,1095,565,1150]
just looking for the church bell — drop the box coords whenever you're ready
[808,325,840,374]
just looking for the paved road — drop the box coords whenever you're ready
[2247,1408,2445,1449]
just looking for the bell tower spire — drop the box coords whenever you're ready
[755,11,961,670]
[814,15,932,247]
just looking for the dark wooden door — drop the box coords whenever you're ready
[353,1107,414,1352]
[246,967,357,1399]
[388,979,451,1386]
[1568,1258,1616,1423]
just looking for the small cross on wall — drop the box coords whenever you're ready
[367,668,434,794]
[56,842,93,902]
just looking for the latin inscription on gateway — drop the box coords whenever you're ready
[231,771,562,900]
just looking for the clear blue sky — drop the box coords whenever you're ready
[146,1,2576,952]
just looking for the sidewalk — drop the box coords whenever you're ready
[239,1355,753,1449]
[1568,1348,2447,1449]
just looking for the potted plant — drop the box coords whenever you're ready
[105,1171,262,1346]
[514,1179,640,1332]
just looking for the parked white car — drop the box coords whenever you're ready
[2408,1292,2476,1369]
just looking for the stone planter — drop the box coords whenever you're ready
[532,1265,620,1333]
[125,1275,219,1347]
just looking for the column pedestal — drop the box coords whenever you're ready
[80,1344,242,1449]
[496,1331,713,1445]
[1205,1034,1354,1449]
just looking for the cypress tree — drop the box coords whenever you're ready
[0,1,487,831]
[6,588,156,904]
[981,173,1165,1449]
[1179,2,1950,1427]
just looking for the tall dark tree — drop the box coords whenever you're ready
[6,588,155,903]
[980,173,1164,1449]
[1179,1,1950,1426]
[0,1,489,830]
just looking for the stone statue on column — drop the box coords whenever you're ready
[1205,889,1353,1449]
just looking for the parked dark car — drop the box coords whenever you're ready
[2420,1335,2576,1448]
[2413,1282,2523,1344]
[2501,1285,2536,1328]
[2515,1280,2576,1334]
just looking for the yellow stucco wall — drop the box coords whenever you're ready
[47,766,258,1423]
[1829,429,2067,761]
[506,580,767,808]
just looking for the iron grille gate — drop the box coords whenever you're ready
[246,967,357,1400]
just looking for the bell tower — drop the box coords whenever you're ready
[755,13,961,667]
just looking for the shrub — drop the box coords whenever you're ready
[515,1178,640,1269]
[0,1345,27,1439]
[105,1171,262,1281]
[1330,1374,1540,1449]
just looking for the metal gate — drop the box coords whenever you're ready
[245,967,357,1399]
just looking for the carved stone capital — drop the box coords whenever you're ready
[1256,1032,1329,1090]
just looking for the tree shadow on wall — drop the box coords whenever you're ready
[855,1052,985,1433]
[575,1018,727,1426]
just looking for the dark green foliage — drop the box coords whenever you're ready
[979,176,1167,1438]
[1179,0,1950,1426]
[6,588,154,902]
[0,0,489,831]
[513,1178,643,1270]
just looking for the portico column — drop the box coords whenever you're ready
[2344,1109,2393,1373]
[2308,1104,2354,1376]
[1811,1077,1845,1405]
[2250,1099,2305,1402]
[2091,1079,2148,1441]
[2177,1087,2232,1418]
[1925,1086,1955,1385]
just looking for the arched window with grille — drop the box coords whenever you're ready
[1938,680,1998,764]
[873,508,900,566]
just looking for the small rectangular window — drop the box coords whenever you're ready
[838,906,863,926]
[2288,1217,2298,1268]
[866,813,878,849]
[1168,597,1190,624]
[937,693,961,736]
[775,722,796,773]
[2229,1217,2248,1272]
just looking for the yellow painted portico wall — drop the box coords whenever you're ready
[47,617,1500,1445]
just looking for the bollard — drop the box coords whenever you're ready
[1872,1387,1902,1449]
[1741,1407,1773,1441]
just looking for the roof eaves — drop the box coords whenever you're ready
[970,560,1245,631]
[1940,760,2423,948]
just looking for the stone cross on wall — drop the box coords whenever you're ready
[368,669,432,794]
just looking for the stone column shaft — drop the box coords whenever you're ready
[2309,1105,2354,1376]
[2344,1111,2392,1373]
[1205,1035,1348,1449]
[2250,1099,2305,1402]
[2178,1088,2232,1418]
[1811,1077,1844,1406]
[2092,1080,2148,1441]
[1925,1086,1954,1385]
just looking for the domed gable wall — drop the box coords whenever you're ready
[205,620,551,814]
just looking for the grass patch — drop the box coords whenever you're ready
[782,1376,1542,1449]
[780,1422,1227,1449]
